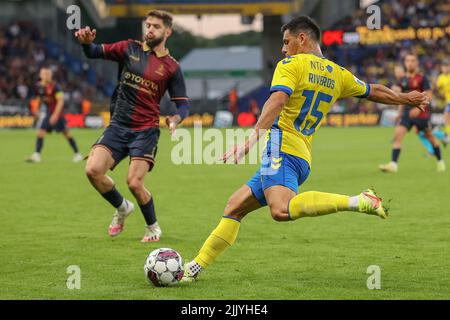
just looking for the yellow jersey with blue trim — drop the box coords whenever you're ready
[269,53,370,165]
[436,72,450,104]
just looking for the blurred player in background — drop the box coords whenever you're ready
[182,16,429,282]
[75,10,189,242]
[379,53,445,172]
[393,64,447,156]
[436,59,450,142]
[25,67,83,163]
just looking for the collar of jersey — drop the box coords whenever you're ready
[142,42,169,57]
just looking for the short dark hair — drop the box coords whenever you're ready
[146,10,173,28]
[281,16,321,42]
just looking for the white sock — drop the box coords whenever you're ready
[348,196,359,211]
[147,221,159,228]
[117,199,127,211]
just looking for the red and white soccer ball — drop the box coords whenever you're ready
[144,248,184,287]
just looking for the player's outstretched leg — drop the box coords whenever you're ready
[432,128,447,148]
[127,159,161,242]
[423,129,446,172]
[418,131,434,156]
[85,146,134,236]
[182,185,261,282]
[265,186,388,221]
[26,129,46,163]
[62,130,83,162]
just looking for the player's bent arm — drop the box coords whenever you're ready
[247,91,289,148]
[366,83,428,108]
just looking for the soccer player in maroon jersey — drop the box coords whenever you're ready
[379,53,445,172]
[25,67,83,163]
[75,10,189,242]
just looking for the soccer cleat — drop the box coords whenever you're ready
[25,152,41,163]
[357,189,388,219]
[141,222,162,242]
[379,162,398,173]
[108,200,134,237]
[73,153,83,163]
[437,160,446,172]
[181,261,202,283]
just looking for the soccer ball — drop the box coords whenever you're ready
[144,248,184,287]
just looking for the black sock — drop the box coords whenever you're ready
[101,187,124,208]
[433,146,442,161]
[139,198,157,226]
[392,148,401,163]
[36,137,44,153]
[68,137,79,153]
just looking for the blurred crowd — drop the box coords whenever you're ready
[0,21,100,112]
[325,0,449,113]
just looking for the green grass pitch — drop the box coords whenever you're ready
[0,127,449,299]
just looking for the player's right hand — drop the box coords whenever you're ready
[406,90,429,111]
[74,26,97,44]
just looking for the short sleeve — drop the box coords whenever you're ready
[102,40,129,61]
[270,57,302,96]
[168,66,188,102]
[340,67,370,99]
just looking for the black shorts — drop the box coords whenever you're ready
[399,114,431,132]
[93,124,160,171]
[37,115,67,133]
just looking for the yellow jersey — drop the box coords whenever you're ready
[269,53,369,165]
[436,72,450,104]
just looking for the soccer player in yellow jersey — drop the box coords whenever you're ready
[182,16,429,282]
[436,60,450,141]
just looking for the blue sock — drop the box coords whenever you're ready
[433,146,442,161]
[101,187,124,208]
[68,137,79,153]
[36,137,44,153]
[418,132,434,155]
[392,148,401,162]
[139,198,157,226]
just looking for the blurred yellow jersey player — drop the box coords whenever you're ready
[436,60,450,136]
[269,53,369,165]
[182,16,430,283]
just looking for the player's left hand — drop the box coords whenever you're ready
[165,115,180,138]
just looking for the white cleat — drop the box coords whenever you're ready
[181,260,202,283]
[73,153,83,163]
[437,160,446,172]
[108,200,134,237]
[141,222,162,242]
[379,161,398,173]
[25,152,41,163]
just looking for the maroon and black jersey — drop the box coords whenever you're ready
[101,39,188,130]
[35,82,64,118]
[399,73,431,119]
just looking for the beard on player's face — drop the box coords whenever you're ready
[147,35,165,48]
[145,31,165,48]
